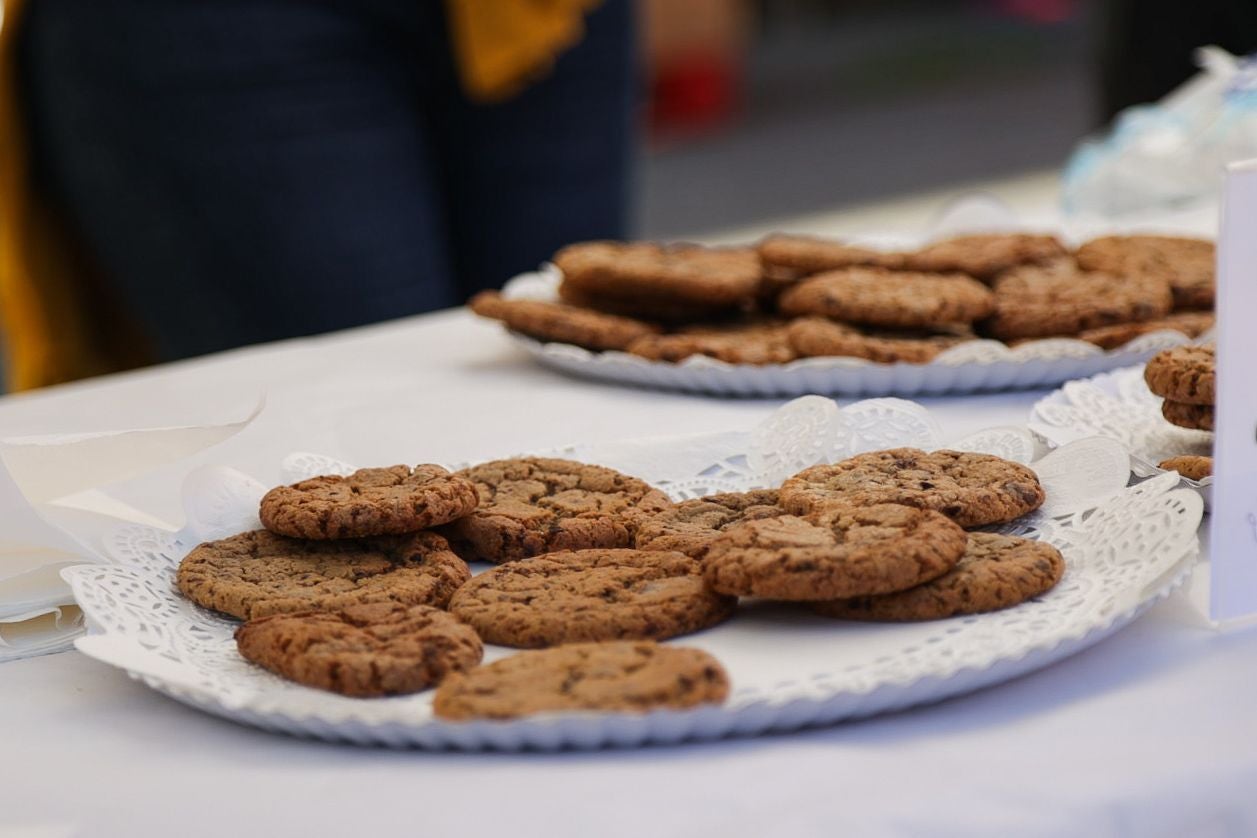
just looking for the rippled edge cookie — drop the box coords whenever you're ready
[235,602,483,697]
[469,291,661,350]
[259,464,479,540]
[433,641,729,720]
[811,532,1064,621]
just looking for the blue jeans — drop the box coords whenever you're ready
[18,0,636,361]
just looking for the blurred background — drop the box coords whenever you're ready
[2,0,1255,391]
[639,0,1094,238]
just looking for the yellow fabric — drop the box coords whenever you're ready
[446,0,600,102]
[0,0,597,391]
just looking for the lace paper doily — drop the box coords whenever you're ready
[63,397,1202,750]
[1029,365,1213,508]
[493,265,1202,397]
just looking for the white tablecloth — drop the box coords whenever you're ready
[2,311,1255,838]
[4,183,1253,837]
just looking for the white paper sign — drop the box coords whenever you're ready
[1209,159,1257,621]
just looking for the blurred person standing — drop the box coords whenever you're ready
[0,0,636,390]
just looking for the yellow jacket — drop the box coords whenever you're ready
[0,0,596,391]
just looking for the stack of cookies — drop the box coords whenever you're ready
[176,448,1066,721]
[469,233,1215,366]
[1145,343,1216,480]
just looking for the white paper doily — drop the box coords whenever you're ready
[1029,365,1214,508]
[493,265,1202,398]
[63,397,1202,750]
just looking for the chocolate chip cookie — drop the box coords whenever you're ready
[445,457,673,563]
[554,241,762,311]
[979,259,1174,341]
[903,233,1068,281]
[634,490,783,557]
[447,548,736,648]
[777,268,995,329]
[432,641,730,720]
[780,448,1045,528]
[177,530,472,620]
[625,322,797,365]
[757,234,907,276]
[235,602,482,697]
[469,291,660,351]
[1161,400,1214,431]
[703,504,967,600]
[1144,343,1215,405]
[1077,311,1214,350]
[786,317,974,363]
[812,532,1064,621]
[1075,235,1215,311]
[1158,455,1213,480]
[260,465,479,540]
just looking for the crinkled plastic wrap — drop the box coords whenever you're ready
[1065,47,1257,216]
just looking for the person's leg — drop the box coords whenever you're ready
[19,0,452,362]
[433,0,639,298]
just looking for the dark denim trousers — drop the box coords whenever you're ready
[19,0,636,361]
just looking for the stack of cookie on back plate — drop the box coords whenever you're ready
[1144,343,1216,481]
[469,233,1215,366]
[176,446,1065,722]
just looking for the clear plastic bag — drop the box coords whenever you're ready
[1063,47,1257,216]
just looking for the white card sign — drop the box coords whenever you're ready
[1209,159,1257,621]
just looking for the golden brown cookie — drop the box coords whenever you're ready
[786,317,974,363]
[625,322,797,365]
[811,532,1064,621]
[1075,235,1215,311]
[1144,343,1215,405]
[634,490,783,557]
[979,260,1174,341]
[469,291,660,350]
[703,504,967,601]
[780,448,1045,528]
[1158,455,1213,480]
[554,241,762,311]
[444,457,674,563]
[259,465,479,540]
[176,530,472,620]
[1161,400,1214,431]
[235,602,482,697]
[777,268,995,329]
[903,233,1068,281]
[433,641,729,720]
[1077,311,1215,350]
[447,548,736,648]
[757,234,907,276]
[556,281,734,323]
